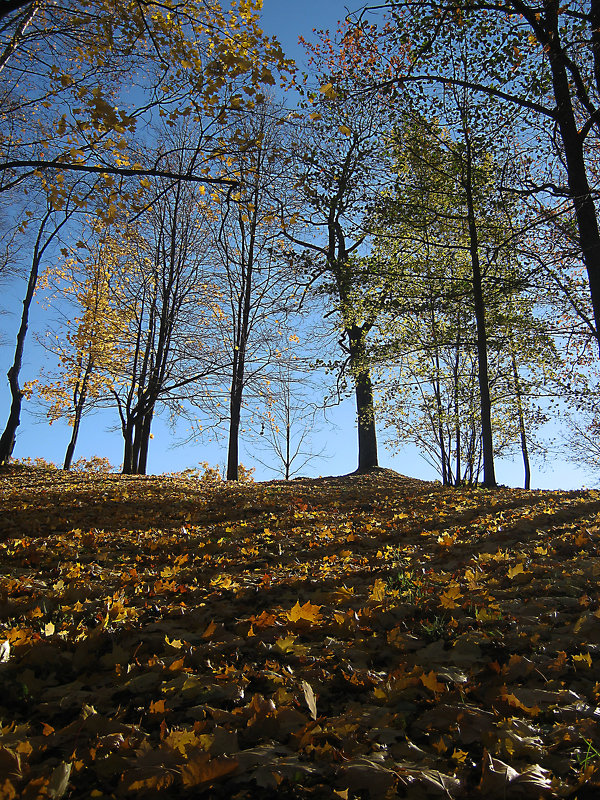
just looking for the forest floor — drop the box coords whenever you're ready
[0,466,599,799]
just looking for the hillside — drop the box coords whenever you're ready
[0,466,599,798]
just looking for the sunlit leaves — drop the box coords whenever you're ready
[0,468,600,797]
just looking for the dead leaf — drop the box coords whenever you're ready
[301,680,317,720]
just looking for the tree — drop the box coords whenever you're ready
[357,0,600,351]
[0,186,86,463]
[29,233,127,469]
[199,103,303,481]
[0,0,291,200]
[285,44,397,472]
[252,353,329,480]
[104,131,224,474]
[373,109,553,487]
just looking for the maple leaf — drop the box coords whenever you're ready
[420,670,444,694]
[182,755,239,787]
[439,583,462,609]
[572,652,592,668]
[507,562,525,579]
[369,578,387,601]
[286,600,322,623]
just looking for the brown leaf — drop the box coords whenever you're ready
[181,754,238,788]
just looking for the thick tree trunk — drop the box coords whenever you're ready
[347,326,378,472]
[551,87,600,345]
[137,409,153,475]
[227,381,242,481]
[122,420,135,474]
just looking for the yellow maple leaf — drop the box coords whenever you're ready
[286,600,322,623]
[574,532,588,547]
[507,562,525,579]
[502,689,540,716]
[369,578,387,602]
[420,670,444,694]
[437,532,457,547]
[451,748,468,763]
[319,82,337,99]
[164,729,201,756]
[439,583,462,609]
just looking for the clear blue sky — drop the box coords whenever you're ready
[0,0,593,489]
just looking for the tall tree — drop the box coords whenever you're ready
[107,134,222,474]
[205,103,301,481]
[29,234,127,469]
[0,187,84,463]
[357,0,600,349]
[286,54,395,472]
[373,111,551,486]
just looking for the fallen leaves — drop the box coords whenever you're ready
[1,466,600,797]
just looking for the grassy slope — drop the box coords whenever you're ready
[0,466,599,798]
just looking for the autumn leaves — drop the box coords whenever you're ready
[0,468,600,796]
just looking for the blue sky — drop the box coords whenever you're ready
[0,0,593,489]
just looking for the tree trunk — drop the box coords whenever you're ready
[122,419,135,474]
[63,358,94,470]
[523,0,600,345]
[63,401,84,470]
[463,139,496,487]
[227,383,242,481]
[285,419,291,480]
[0,210,52,464]
[137,408,153,475]
[347,326,378,472]
[511,353,531,490]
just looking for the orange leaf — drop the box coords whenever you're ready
[420,670,444,694]
[181,754,238,788]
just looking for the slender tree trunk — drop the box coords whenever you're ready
[63,358,94,470]
[432,361,448,485]
[347,326,378,472]
[463,139,496,487]
[63,397,85,470]
[511,353,531,490]
[453,318,462,485]
[285,418,291,480]
[0,210,52,464]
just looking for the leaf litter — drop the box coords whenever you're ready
[0,465,600,798]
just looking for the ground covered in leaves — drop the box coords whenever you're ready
[1,466,600,799]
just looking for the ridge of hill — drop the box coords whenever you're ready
[0,467,599,798]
